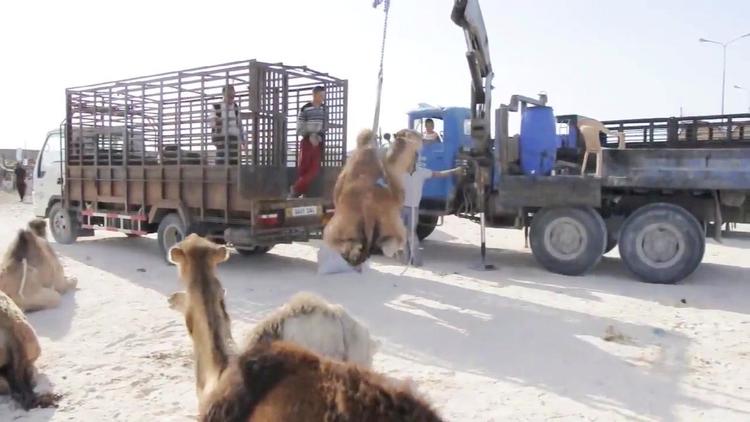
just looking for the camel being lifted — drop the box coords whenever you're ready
[324,128,423,266]
[169,234,443,421]
[0,219,77,312]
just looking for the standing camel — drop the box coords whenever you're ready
[168,234,443,421]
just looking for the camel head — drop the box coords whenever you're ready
[167,234,234,406]
[4,229,44,268]
[27,219,48,240]
[387,129,423,174]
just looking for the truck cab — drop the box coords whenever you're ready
[406,107,473,238]
[33,129,64,219]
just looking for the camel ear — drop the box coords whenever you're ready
[168,246,185,265]
[213,246,230,264]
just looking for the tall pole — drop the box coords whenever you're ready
[721,45,727,115]
[700,33,750,114]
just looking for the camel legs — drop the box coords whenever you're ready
[375,207,406,258]
[22,287,61,313]
[323,214,368,265]
[54,275,78,294]
[0,375,8,394]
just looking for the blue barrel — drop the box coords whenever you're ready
[520,106,558,176]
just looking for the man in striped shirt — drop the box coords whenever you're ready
[211,84,243,165]
[290,86,327,198]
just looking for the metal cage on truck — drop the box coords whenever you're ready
[59,60,347,250]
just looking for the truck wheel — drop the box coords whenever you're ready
[236,245,272,256]
[158,213,186,263]
[49,203,79,245]
[530,207,606,276]
[417,215,438,241]
[618,203,704,284]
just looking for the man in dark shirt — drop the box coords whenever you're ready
[14,163,26,202]
[290,86,327,198]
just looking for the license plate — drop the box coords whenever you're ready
[288,205,319,218]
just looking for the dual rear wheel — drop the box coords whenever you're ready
[529,203,704,284]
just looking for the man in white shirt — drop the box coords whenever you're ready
[399,156,462,266]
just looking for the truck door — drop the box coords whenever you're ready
[33,131,63,218]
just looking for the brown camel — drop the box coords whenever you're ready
[324,128,422,266]
[0,290,41,409]
[169,234,443,421]
[0,229,63,312]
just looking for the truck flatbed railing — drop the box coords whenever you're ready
[602,113,750,148]
[66,59,348,169]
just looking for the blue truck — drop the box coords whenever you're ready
[397,0,750,284]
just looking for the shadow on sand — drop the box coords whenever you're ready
[50,231,750,420]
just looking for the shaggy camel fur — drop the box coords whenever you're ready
[169,234,443,421]
[0,226,74,312]
[324,128,423,266]
[0,290,41,409]
[169,290,378,368]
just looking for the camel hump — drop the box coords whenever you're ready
[356,129,375,148]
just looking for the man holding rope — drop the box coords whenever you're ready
[399,155,463,266]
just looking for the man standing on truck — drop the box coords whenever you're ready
[212,84,243,165]
[13,162,26,202]
[399,155,463,266]
[290,86,327,198]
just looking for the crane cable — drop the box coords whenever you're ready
[371,0,391,136]
[370,1,415,273]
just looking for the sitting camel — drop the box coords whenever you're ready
[0,289,41,409]
[323,128,423,266]
[169,290,378,368]
[168,234,443,421]
[0,221,77,312]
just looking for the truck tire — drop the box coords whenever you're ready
[416,215,439,241]
[618,203,704,284]
[530,206,607,276]
[48,203,79,245]
[236,245,272,256]
[158,213,186,263]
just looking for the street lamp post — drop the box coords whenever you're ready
[735,85,750,113]
[699,33,750,114]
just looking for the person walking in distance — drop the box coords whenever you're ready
[290,86,327,198]
[14,163,26,202]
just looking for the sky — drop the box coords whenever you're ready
[0,0,749,151]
